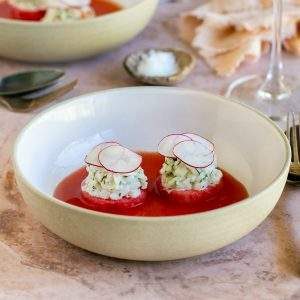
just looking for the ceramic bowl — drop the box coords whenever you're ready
[13,87,291,261]
[124,48,196,85]
[0,0,158,62]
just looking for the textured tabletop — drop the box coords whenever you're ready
[0,0,300,299]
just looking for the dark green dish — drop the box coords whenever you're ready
[0,69,65,96]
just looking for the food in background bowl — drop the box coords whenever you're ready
[0,0,121,21]
[54,133,248,216]
[0,0,158,62]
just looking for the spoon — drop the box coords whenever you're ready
[0,78,77,112]
[0,69,65,96]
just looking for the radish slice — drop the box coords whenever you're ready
[85,142,118,167]
[183,133,214,152]
[158,134,191,158]
[61,0,91,7]
[46,0,90,8]
[61,0,90,7]
[173,140,214,168]
[98,145,142,173]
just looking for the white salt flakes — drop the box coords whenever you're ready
[133,50,179,77]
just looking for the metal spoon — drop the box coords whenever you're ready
[0,69,65,96]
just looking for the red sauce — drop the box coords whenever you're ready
[0,1,12,19]
[91,0,121,15]
[54,152,248,217]
[0,0,121,20]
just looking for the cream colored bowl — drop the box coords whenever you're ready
[13,87,291,261]
[0,0,158,62]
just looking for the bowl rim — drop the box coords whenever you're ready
[0,0,155,27]
[12,86,291,222]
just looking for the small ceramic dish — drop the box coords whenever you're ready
[0,0,158,62]
[13,87,290,261]
[124,48,195,85]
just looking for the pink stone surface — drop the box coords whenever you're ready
[0,1,300,299]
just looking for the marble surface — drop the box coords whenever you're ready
[1,0,300,299]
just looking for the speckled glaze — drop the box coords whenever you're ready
[13,87,291,261]
[0,0,158,62]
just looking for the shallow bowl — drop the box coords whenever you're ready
[124,48,196,85]
[0,0,158,62]
[13,87,291,261]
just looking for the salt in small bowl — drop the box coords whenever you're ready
[124,48,196,86]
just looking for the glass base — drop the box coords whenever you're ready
[225,74,299,122]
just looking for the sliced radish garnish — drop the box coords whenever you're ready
[98,145,142,173]
[61,0,90,7]
[46,0,90,8]
[85,142,118,167]
[183,133,214,152]
[173,140,214,168]
[158,134,191,158]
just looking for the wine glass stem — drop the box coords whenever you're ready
[269,0,283,81]
[258,0,291,100]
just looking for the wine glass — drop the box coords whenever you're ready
[226,0,297,120]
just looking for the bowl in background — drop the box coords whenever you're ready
[0,0,158,62]
[13,87,291,261]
